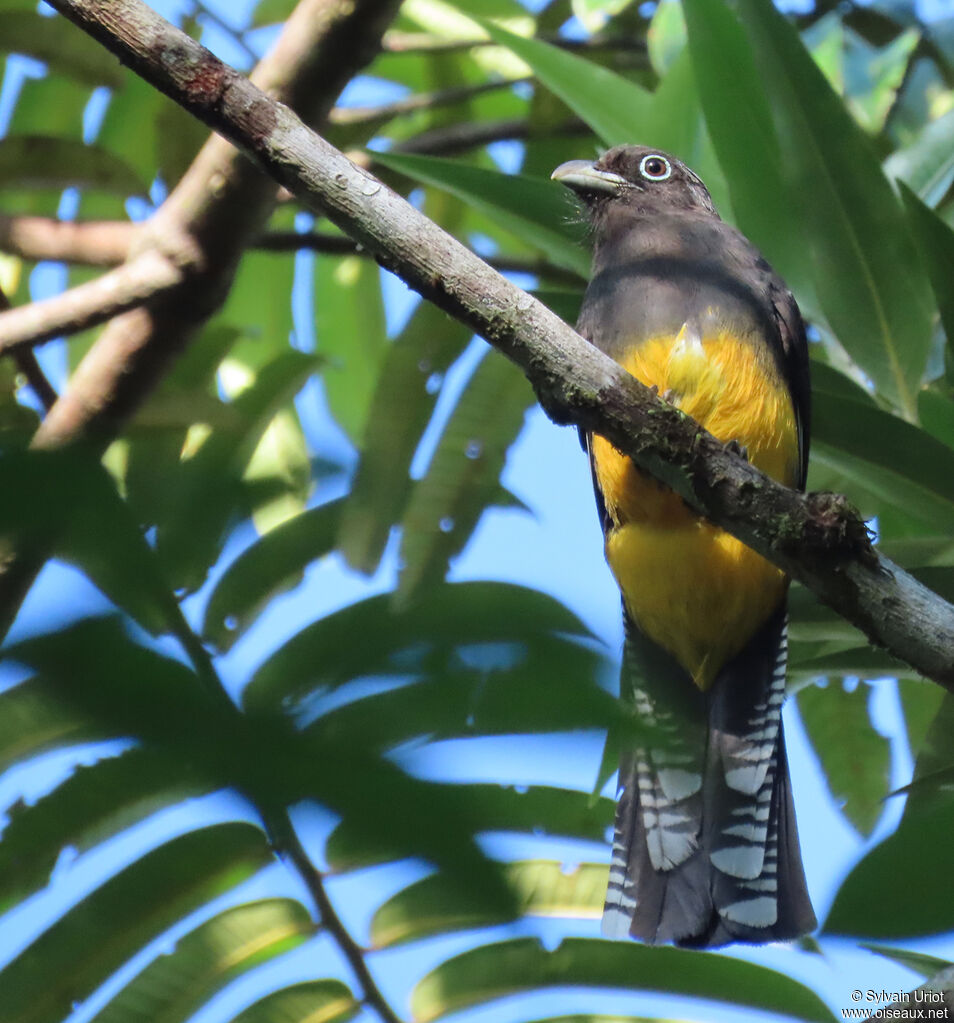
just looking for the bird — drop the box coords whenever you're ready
[551,145,816,947]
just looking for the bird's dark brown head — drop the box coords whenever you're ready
[552,145,717,223]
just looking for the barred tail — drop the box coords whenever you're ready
[603,607,816,947]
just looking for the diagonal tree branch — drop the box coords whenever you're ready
[0,286,57,412]
[33,0,401,452]
[167,602,406,1023]
[0,248,186,355]
[41,0,954,693]
[0,0,402,634]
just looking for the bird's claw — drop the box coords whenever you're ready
[725,438,749,461]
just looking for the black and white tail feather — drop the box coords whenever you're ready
[603,605,816,947]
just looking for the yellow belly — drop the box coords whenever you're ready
[592,328,799,689]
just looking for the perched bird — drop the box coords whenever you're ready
[552,145,815,947]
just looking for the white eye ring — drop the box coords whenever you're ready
[639,154,672,181]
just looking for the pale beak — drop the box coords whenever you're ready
[551,160,630,195]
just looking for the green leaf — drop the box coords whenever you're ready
[810,390,954,531]
[533,287,583,324]
[9,73,87,139]
[88,899,314,1023]
[315,254,388,442]
[648,0,687,75]
[156,351,320,591]
[0,677,102,774]
[203,498,344,650]
[337,300,472,574]
[396,348,532,604]
[326,783,613,871]
[787,582,869,647]
[796,681,890,835]
[919,390,954,449]
[898,678,945,758]
[844,27,919,134]
[0,12,124,87]
[245,581,594,712]
[410,938,836,1022]
[478,19,654,146]
[310,633,618,754]
[9,618,513,914]
[0,448,179,634]
[0,823,272,1023]
[232,981,359,1023]
[900,183,954,351]
[0,747,207,914]
[825,789,954,938]
[372,860,606,947]
[735,0,935,417]
[885,109,954,208]
[683,0,814,304]
[861,943,954,981]
[480,20,726,206]
[0,136,146,194]
[789,645,912,681]
[374,150,588,276]
[220,239,296,369]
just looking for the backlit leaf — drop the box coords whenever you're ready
[736,0,935,417]
[797,681,890,835]
[411,938,836,1022]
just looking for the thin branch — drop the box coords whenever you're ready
[0,1,402,634]
[0,249,185,355]
[387,115,589,158]
[170,610,405,1023]
[11,352,58,412]
[0,213,135,266]
[263,810,404,1023]
[381,29,648,57]
[32,0,402,453]
[0,286,58,412]
[191,0,258,65]
[43,0,954,692]
[258,229,584,283]
[328,76,529,127]
[0,214,583,295]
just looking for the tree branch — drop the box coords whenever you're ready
[381,29,648,57]
[384,115,589,158]
[42,0,954,692]
[258,230,584,284]
[0,213,135,266]
[327,75,529,127]
[168,606,406,1023]
[0,286,57,412]
[0,215,583,286]
[0,248,185,355]
[33,0,401,452]
[0,0,401,635]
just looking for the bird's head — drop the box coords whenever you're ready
[552,145,717,223]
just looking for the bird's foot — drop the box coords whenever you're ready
[725,438,749,461]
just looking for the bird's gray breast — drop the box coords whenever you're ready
[578,214,779,362]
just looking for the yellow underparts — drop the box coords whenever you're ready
[593,324,799,690]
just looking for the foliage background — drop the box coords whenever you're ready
[2,0,954,1020]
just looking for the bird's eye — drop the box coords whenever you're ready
[639,154,672,181]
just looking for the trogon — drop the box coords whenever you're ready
[552,145,816,946]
